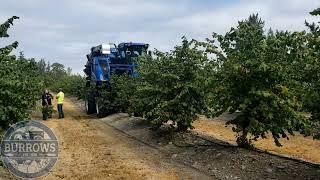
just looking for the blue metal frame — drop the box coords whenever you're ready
[87,42,148,85]
[92,57,111,82]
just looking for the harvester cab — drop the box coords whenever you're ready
[114,42,149,76]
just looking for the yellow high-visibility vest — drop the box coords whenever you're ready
[57,92,64,104]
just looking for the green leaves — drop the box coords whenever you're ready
[0,16,19,38]
[0,17,43,131]
[0,16,19,56]
[97,74,137,115]
[310,8,320,16]
[20,8,320,148]
[1,9,314,150]
[50,73,86,99]
[124,38,210,131]
[205,13,315,147]
[300,8,320,138]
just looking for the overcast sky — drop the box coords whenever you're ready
[1,0,319,74]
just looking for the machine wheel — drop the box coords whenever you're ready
[96,99,114,118]
[96,102,103,118]
[96,103,99,115]
[95,98,105,118]
[96,102,108,118]
[86,92,96,114]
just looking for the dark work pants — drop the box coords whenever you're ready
[42,106,48,120]
[57,104,64,118]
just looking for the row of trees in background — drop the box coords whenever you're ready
[98,9,320,147]
[0,16,85,132]
[37,59,85,99]
[1,8,319,147]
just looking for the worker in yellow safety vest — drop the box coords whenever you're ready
[56,88,65,119]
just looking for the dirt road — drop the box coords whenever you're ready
[39,98,210,179]
[1,97,319,179]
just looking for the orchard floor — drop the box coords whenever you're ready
[1,98,210,180]
[95,114,320,180]
[0,97,319,179]
[193,116,320,165]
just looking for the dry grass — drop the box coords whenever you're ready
[193,117,320,164]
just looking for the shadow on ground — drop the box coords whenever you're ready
[99,113,320,180]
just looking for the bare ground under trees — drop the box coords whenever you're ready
[0,97,319,180]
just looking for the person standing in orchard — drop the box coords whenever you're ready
[41,90,49,120]
[56,88,65,119]
[46,90,54,118]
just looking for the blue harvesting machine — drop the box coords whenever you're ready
[83,42,149,116]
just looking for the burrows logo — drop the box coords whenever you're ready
[0,120,59,179]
